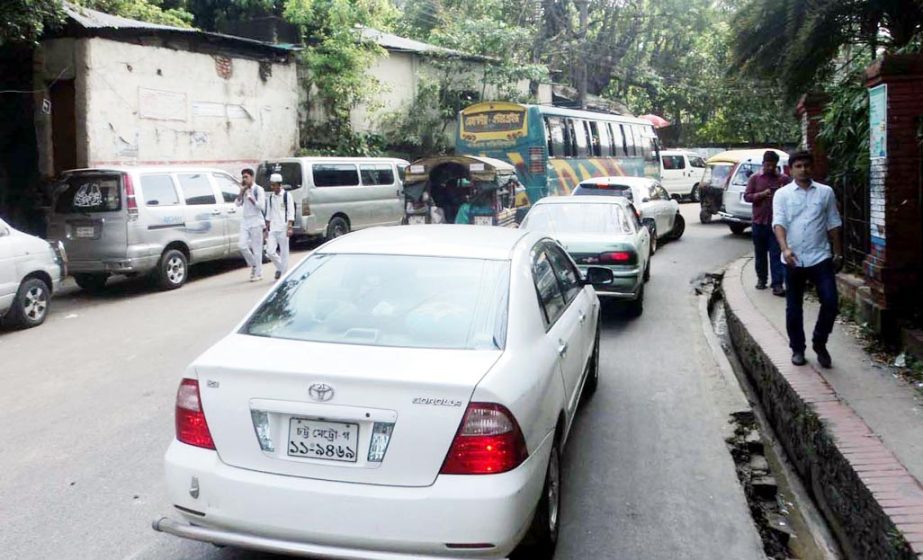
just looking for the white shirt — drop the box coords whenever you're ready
[236,184,265,228]
[771,180,842,268]
[265,189,295,232]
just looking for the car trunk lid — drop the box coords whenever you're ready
[195,334,502,487]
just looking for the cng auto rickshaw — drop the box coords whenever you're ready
[402,156,529,227]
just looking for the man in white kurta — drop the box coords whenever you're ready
[236,168,266,281]
[264,173,296,280]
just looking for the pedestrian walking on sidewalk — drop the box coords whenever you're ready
[236,168,266,282]
[744,150,789,296]
[264,173,295,280]
[772,151,843,368]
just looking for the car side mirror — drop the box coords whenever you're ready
[584,266,615,286]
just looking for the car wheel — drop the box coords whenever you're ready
[155,249,188,290]
[326,216,350,241]
[627,282,644,318]
[729,223,748,235]
[7,277,51,329]
[583,324,600,397]
[73,273,108,292]
[691,183,700,202]
[670,214,686,240]
[519,439,561,560]
[646,222,658,255]
[699,207,712,223]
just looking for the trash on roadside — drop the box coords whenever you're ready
[65,313,78,319]
[894,352,907,368]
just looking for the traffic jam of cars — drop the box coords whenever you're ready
[1,125,786,558]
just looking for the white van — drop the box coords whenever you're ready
[660,150,707,201]
[47,166,247,291]
[256,157,409,241]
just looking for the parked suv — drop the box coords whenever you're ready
[698,149,788,234]
[47,167,246,291]
[0,217,67,329]
[659,150,707,201]
[256,157,409,241]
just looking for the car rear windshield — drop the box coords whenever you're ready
[573,183,633,201]
[256,162,302,190]
[54,174,122,213]
[522,203,631,235]
[731,163,760,186]
[243,254,510,350]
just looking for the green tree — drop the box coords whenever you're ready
[0,0,64,46]
[74,0,195,27]
[730,0,923,100]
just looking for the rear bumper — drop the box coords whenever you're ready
[66,254,160,275]
[717,212,751,225]
[581,266,641,299]
[157,436,551,558]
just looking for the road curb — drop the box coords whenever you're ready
[721,257,923,560]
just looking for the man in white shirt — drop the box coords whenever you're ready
[236,168,266,281]
[772,151,843,368]
[264,173,296,280]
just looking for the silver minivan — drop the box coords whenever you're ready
[256,157,409,241]
[47,166,245,291]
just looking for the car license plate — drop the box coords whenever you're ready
[473,215,493,226]
[408,215,427,225]
[288,418,359,462]
[75,226,95,238]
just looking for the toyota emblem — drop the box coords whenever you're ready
[308,383,335,402]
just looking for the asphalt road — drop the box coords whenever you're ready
[0,206,761,560]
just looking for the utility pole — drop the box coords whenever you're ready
[575,0,589,109]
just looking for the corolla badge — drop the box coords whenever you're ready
[308,383,335,402]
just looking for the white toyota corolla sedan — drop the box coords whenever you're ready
[154,225,608,560]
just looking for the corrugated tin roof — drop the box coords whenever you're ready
[60,2,298,54]
[359,27,491,62]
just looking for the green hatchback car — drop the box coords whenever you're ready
[519,196,652,317]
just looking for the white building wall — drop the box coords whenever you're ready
[78,38,298,173]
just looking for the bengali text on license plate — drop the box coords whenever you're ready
[408,215,426,225]
[76,226,95,238]
[288,418,359,462]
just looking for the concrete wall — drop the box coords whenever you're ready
[36,37,299,177]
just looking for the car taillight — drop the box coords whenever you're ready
[175,378,215,449]
[440,403,528,475]
[123,173,138,220]
[600,251,636,265]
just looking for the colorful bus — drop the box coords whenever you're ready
[456,102,661,201]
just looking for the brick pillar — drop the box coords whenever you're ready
[794,92,830,182]
[865,55,923,320]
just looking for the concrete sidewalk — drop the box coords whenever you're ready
[723,257,923,559]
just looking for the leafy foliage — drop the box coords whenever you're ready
[730,0,923,101]
[75,0,195,27]
[0,0,64,46]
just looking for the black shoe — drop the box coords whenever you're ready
[813,343,832,368]
[274,271,282,280]
[756,282,768,290]
[792,352,807,366]
[772,286,785,297]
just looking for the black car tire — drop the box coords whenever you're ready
[627,283,644,318]
[6,277,50,329]
[729,223,748,235]
[699,207,712,223]
[517,440,561,560]
[646,221,658,255]
[690,183,700,202]
[155,249,188,290]
[73,273,108,292]
[670,214,686,240]
[583,324,600,396]
[326,216,350,241]
[643,257,651,282]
